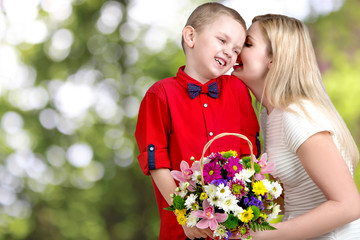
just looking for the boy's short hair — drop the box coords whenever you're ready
[181,2,246,51]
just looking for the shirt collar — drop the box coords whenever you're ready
[176,66,219,89]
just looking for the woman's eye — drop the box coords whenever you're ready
[244,42,252,47]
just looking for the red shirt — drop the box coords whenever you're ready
[135,66,260,240]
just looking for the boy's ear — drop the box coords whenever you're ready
[182,26,196,48]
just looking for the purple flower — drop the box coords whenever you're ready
[223,156,243,178]
[245,195,264,210]
[207,152,227,164]
[203,161,222,184]
[211,179,228,186]
[225,230,232,240]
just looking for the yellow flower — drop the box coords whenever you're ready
[200,192,208,200]
[175,209,187,226]
[260,212,268,220]
[252,181,268,196]
[177,214,187,226]
[240,208,254,223]
[229,150,238,157]
[175,209,186,216]
[221,150,238,157]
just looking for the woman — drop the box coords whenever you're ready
[231,14,360,239]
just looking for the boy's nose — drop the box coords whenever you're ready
[223,47,234,58]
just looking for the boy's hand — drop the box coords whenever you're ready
[182,225,213,239]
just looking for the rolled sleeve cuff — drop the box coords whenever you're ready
[137,145,171,175]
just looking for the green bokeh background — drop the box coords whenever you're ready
[0,0,359,239]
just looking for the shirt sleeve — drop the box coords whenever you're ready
[135,84,172,175]
[283,102,334,153]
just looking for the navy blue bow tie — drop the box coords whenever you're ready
[188,82,219,99]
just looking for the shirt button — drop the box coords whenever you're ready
[149,146,154,151]
[203,103,208,108]
[209,132,214,136]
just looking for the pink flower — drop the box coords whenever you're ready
[223,156,243,178]
[203,161,222,184]
[255,153,275,180]
[193,199,228,230]
[171,160,200,189]
[229,178,247,198]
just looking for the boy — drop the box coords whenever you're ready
[135,3,260,240]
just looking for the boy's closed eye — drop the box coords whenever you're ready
[218,37,226,44]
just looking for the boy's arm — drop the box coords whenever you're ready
[150,169,177,205]
[150,169,214,239]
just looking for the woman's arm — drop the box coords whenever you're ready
[252,131,360,240]
[150,168,214,239]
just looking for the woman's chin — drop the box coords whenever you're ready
[231,69,242,78]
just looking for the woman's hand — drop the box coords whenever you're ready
[182,225,213,240]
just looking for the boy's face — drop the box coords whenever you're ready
[186,15,245,83]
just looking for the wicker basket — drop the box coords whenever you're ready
[199,132,256,187]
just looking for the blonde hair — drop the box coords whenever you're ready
[181,2,246,51]
[253,14,359,170]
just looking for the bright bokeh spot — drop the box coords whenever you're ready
[1,112,23,134]
[54,81,95,118]
[39,108,60,130]
[41,0,73,21]
[67,143,93,168]
[97,1,124,34]
[24,20,48,44]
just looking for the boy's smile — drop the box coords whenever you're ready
[215,57,226,67]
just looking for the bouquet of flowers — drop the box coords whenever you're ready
[165,133,283,240]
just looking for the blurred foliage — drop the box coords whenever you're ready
[307,0,360,190]
[0,0,359,239]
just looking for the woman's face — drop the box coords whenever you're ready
[231,21,271,89]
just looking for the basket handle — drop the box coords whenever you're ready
[199,133,256,187]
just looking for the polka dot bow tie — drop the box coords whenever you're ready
[187,82,219,99]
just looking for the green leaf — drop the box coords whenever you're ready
[250,221,277,232]
[164,206,175,211]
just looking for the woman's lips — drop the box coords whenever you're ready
[233,64,243,71]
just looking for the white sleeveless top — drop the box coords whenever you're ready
[260,101,360,240]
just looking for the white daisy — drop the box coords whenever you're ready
[262,179,272,191]
[262,179,282,199]
[267,203,281,222]
[186,212,199,227]
[213,224,228,239]
[204,184,217,197]
[269,181,283,199]
[191,170,202,184]
[234,169,255,182]
[216,183,232,199]
[219,194,238,213]
[208,194,221,207]
[233,205,244,219]
[185,194,198,210]
[178,182,188,198]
